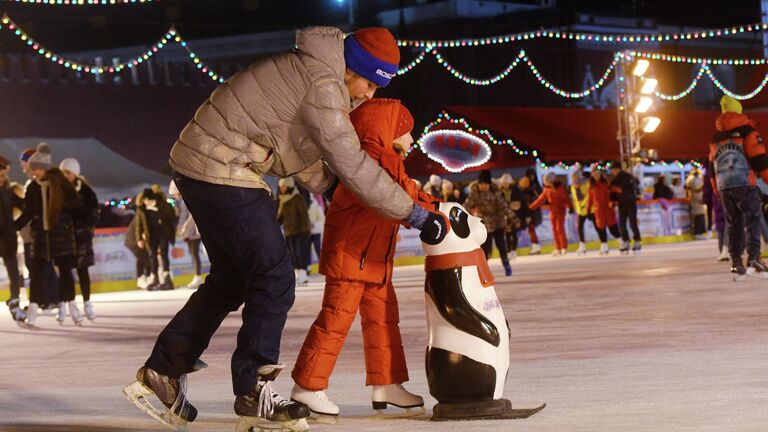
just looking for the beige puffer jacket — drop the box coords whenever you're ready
[169,27,413,221]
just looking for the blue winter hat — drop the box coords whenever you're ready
[343,29,399,88]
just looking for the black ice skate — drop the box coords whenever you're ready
[6,298,26,325]
[123,366,198,431]
[619,240,630,255]
[746,257,768,279]
[631,241,642,255]
[234,364,310,432]
[731,259,747,282]
[158,271,175,291]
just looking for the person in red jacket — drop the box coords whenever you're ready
[709,95,768,278]
[291,99,432,418]
[586,164,619,255]
[529,172,573,255]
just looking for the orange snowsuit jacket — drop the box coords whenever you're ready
[586,179,616,229]
[709,112,768,191]
[529,184,573,215]
[319,99,434,285]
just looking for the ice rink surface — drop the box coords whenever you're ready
[1,240,767,432]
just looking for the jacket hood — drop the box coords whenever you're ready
[716,111,757,132]
[349,98,401,159]
[296,27,346,84]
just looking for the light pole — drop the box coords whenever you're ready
[616,51,661,170]
[337,0,354,26]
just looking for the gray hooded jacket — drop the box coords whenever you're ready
[169,27,413,220]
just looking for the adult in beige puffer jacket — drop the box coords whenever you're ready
[131,27,449,430]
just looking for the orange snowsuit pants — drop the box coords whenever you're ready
[551,210,568,250]
[291,277,408,391]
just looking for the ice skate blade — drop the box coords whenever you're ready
[123,380,188,432]
[373,405,426,419]
[309,413,339,425]
[235,416,308,432]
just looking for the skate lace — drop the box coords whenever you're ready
[169,374,188,417]
[255,380,290,418]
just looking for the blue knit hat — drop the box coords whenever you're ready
[344,28,400,88]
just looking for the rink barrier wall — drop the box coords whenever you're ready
[0,200,705,301]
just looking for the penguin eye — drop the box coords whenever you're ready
[449,207,470,238]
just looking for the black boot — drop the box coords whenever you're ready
[731,258,747,277]
[158,271,175,291]
[234,365,309,426]
[6,298,25,322]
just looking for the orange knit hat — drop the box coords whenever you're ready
[353,28,400,65]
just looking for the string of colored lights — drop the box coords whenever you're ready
[0,14,225,83]
[537,159,703,170]
[4,0,153,4]
[398,46,621,91]
[523,51,620,98]
[651,62,768,101]
[704,65,768,100]
[397,47,429,75]
[655,65,706,101]
[171,30,225,83]
[416,111,538,158]
[631,50,768,65]
[397,22,768,48]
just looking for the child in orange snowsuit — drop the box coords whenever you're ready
[291,99,434,416]
[586,164,619,252]
[529,172,573,254]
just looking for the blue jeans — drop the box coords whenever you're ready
[721,186,762,262]
[145,174,295,395]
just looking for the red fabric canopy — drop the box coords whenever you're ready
[405,106,768,176]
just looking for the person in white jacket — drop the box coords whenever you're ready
[307,193,325,274]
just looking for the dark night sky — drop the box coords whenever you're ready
[0,0,763,54]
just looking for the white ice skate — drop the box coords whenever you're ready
[718,248,729,262]
[137,275,149,290]
[296,269,309,285]
[507,250,516,261]
[56,301,67,324]
[24,302,38,327]
[83,301,95,321]
[576,242,587,255]
[290,384,339,423]
[529,243,541,255]
[68,301,84,326]
[559,248,568,256]
[185,275,203,290]
[599,243,610,255]
[550,249,561,257]
[371,384,425,418]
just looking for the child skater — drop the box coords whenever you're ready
[291,99,432,419]
[529,172,573,256]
